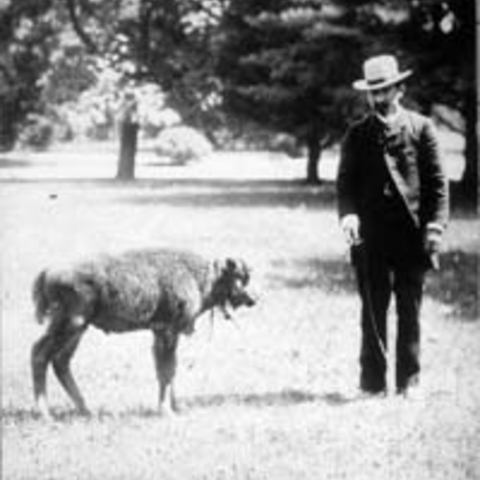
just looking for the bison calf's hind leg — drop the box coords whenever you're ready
[153,333,179,417]
[31,322,88,419]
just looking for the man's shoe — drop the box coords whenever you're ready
[397,379,424,401]
[358,388,387,400]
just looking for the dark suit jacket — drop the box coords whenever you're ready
[337,108,449,233]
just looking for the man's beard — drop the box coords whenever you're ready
[373,101,390,116]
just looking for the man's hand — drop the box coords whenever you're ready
[424,223,443,270]
[340,214,362,246]
[424,224,443,254]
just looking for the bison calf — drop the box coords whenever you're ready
[31,248,255,419]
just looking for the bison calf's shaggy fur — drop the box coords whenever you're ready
[31,249,255,419]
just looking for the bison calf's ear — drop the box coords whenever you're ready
[224,258,251,283]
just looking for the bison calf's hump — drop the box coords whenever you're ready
[86,254,166,332]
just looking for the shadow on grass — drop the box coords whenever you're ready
[268,251,478,321]
[0,408,91,425]
[267,256,357,295]
[426,249,479,321]
[1,390,356,424]
[182,389,353,410]
[0,158,33,169]
[113,179,337,210]
[3,178,337,210]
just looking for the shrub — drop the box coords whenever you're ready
[17,114,55,150]
[153,126,213,165]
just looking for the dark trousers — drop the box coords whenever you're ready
[352,222,426,393]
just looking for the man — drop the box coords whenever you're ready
[337,55,449,398]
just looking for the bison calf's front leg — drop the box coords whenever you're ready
[153,332,179,417]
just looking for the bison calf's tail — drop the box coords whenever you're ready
[32,270,75,325]
[32,270,49,324]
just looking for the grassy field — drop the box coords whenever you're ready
[1,173,479,480]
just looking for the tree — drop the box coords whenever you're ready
[0,1,57,150]
[60,0,226,179]
[116,91,139,179]
[342,0,476,205]
[1,0,224,176]
[216,0,476,195]
[216,0,369,183]
[396,0,477,207]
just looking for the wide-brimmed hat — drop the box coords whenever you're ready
[353,55,412,91]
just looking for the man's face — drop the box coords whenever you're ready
[367,84,402,116]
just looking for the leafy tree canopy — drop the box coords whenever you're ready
[216,0,476,194]
[0,0,227,147]
[217,0,366,147]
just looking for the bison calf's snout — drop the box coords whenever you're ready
[243,291,257,307]
[237,287,258,308]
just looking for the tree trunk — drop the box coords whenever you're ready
[461,93,478,207]
[453,86,477,209]
[116,94,139,180]
[306,133,321,184]
[0,97,17,152]
[117,121,138,180]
